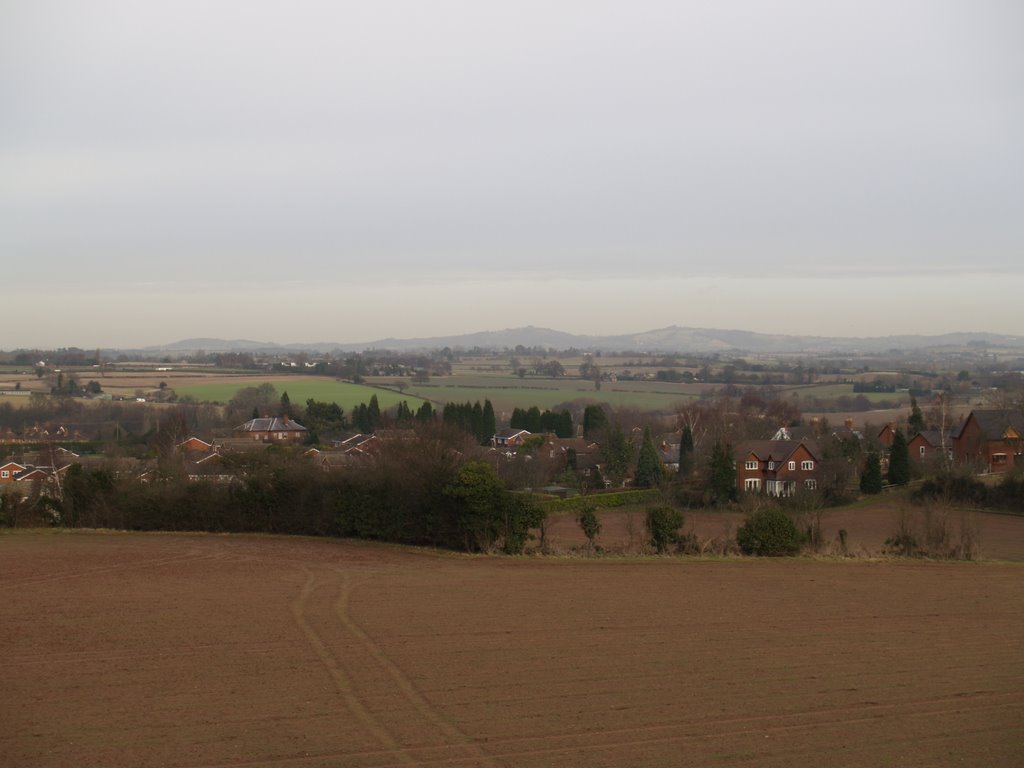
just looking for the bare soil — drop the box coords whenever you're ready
[2,532,1022,767]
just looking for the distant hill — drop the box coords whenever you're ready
[145,326,1024,356]
[153,338,287,353]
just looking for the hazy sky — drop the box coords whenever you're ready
[2,1,1022,348]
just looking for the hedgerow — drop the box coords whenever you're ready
[539,489,662,513]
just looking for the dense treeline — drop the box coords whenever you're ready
[50,435,543,553]
[509,406,573,438]
[441,400,496,444]
[853,382,897,393]
[913,473,1024,514]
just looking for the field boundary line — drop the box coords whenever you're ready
[0,550,213,587]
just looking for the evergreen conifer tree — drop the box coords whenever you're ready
[354,403,370,433]
[582,405,607,440]
[524,406,542,433]
[482,400,496,443]
[708,441,736,504]
[556,409,573,438]
[635,427,664,488]
[471,401,485,442]
[860,452,883,494]
[367,395,381,429]
[416,401,434,423]
[510,407,527,430]
[908,396,925,435]
[678,426,694,477]
[888,429,911,485]
[600,423,633,487]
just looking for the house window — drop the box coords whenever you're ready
[745,461,758,470]
[801,460,814,470]
[805,479,817,490]
[0,471,8,479]
[788,461,796,470]
[744,478,761,491]
[767,461,776,470]
[919,446,926,457]
[993,453,1007,464]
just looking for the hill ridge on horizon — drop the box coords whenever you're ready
[144,325,1024,356]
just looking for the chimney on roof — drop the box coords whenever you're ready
[282,414,289,425]
[845,418,854,429]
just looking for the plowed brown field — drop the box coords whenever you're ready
[2,532,1022,767]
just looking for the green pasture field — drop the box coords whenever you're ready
[776,383,909,402]
[390,376,700,413]
[173,375,903,415]
[175,380,428,411]
[449,355,679,374]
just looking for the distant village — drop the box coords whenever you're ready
[2,403,1021,505]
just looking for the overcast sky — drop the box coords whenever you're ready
[2,1,1022,348]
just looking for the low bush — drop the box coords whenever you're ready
[736,508,800,556]
[913,473,988,506]
[885,504,980,560]
[576,503,601,551]
[990,474,1024,514]
[911,470,1024,516]
[645,505,685,554]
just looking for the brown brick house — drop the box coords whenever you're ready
[951,409,1024,473]
[491,428,531,448]
[907,430,953,467]
[0,461,27,484]
[878,423,897,447]
[233,415,308,444]
[734,439,822,497]
[176,437,214,453]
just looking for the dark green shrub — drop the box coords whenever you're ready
[577,503,601,550]
[645,505,684,554]
[992,474,1024,513]
[913,473,987,506]
[736,508,800,556]
[501,494,545,555]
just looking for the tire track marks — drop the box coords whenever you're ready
[331,566,499,768]
[288,565,417,765]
